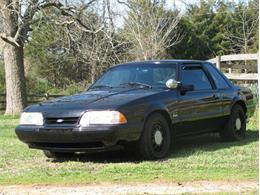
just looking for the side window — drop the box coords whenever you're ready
[204,63,230,89]
[182,66,212,90]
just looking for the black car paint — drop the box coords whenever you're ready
[15,60,255,152]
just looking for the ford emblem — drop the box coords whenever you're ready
[56,119,64,123]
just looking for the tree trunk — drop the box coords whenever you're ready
[1,0,27,115]
[3,44,27,115]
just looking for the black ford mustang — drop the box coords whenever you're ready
[16,60,255,160]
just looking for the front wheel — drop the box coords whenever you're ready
[220,104,246,141]
[137,113,171,160]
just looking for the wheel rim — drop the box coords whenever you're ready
[154,130,163,145]
[235,117,242,130]
[233,112,245,137]
[151,122,165,152]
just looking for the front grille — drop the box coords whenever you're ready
[45,117,79,125]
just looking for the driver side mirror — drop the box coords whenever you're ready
[165,79,180,89]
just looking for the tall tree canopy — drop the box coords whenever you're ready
[169,0,258,59]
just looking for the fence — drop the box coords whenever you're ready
[208,53,258,81]
[0,93,64,111]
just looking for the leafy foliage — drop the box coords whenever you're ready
[25,7,125,90]
[170,0,258,59]
[25,17,81,88]
[248,83,259,103]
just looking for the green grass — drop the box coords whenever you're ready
[0,111,258,185]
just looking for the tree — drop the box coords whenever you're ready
[224,0,258,54]
[121,0,182,60]
[168,0,258,59]
[26,0,127,86]
[25,19,80,88]
[169,0,216,59]
[0,0,27,115]
[209,1,234,56]
[66,0,127,83]
[0,0,96,115]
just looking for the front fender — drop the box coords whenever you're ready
[143,103,173,125]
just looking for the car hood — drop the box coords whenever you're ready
[25,88,163,117]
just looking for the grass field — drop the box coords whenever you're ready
[0,110,258,185]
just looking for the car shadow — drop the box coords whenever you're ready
[170,129,258,158]
[49,148,139,164]
[49,129,258,164]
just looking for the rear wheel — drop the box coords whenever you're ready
[220,104,246,141]
[137,113,171,160]
[43,150,74,159]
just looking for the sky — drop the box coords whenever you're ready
[166,0,200,10]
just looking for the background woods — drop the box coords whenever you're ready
[0,0,259,114]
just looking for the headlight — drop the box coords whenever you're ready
[20,112,44,125]
[79,111,127,126]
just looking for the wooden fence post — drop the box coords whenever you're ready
[44,93,49,100]
[216,56,221,69]
[256,52,260,74]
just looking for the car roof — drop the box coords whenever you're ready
[116,60,207,66]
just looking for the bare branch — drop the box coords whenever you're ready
[0,33,20,47]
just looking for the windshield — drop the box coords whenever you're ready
[90,63,177,89]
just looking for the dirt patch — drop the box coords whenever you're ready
[0,181,258,195]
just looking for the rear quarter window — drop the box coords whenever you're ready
[204,63,230,89]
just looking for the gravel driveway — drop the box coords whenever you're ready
[0,181,258,195]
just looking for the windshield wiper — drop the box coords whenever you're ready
[91,85,112,89]
[121,82,152,89]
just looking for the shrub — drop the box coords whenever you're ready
[248,83,259,104]
[46,82,90,96]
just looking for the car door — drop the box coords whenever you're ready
[203,62,233,121]
[175,63,222,136]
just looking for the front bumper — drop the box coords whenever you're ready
[15,123,141,152]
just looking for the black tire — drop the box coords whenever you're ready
[136,113,171,160]
[220,104,246,141]
[43,150,73,159]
